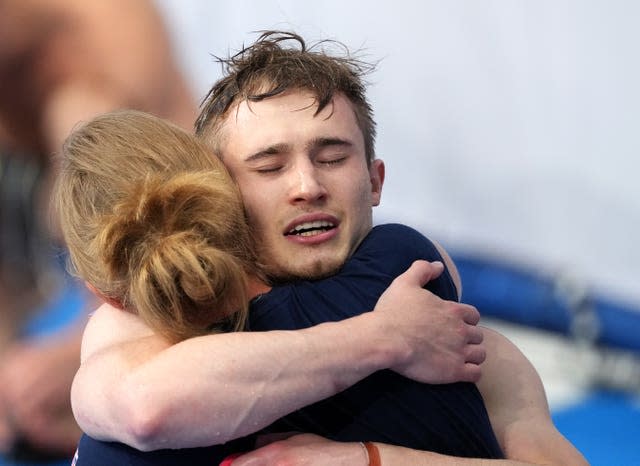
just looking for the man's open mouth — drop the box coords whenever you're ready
[285,220,336,237]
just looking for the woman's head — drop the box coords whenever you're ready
[55,110,257,342]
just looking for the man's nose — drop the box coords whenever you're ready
[289,159,327,204]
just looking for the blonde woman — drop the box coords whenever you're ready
[55,110,264,343]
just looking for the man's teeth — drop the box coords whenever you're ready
[288,221,334,236]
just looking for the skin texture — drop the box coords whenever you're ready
[219,91,384,282]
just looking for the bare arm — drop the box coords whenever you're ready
[37,0,197,151]
[232,329,588,465]
[0,0,196,153]
[229,433,534,466]
[380,328,587,464]
[475,327,588,465]
[71,260,485,450]
[73,306,400,450]
[0,0,196,246]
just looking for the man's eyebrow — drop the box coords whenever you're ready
[244,143,290,162]
[307,137,353,154]
[244,138,352,162]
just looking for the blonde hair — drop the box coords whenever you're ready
[54,110,257,342]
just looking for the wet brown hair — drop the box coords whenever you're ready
[54,110,258,342]
[195,30,377,163]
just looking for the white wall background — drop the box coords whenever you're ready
[155,0,640,308]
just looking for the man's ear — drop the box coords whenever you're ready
[369,158,385,206]
[85,282,123,309]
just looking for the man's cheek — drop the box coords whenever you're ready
[245,208,271,241]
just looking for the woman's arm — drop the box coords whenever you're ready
[229,330,588,466]
[72,260,485,450]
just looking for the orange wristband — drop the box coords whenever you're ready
[364,441,381,466]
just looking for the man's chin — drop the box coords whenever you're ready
[265,257,345,284]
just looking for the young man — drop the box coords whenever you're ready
[70,32,587,465]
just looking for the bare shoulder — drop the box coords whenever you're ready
[431,240,462,300]
[81,303,155,362]
[478,327,547,411]
[478,327,589,465]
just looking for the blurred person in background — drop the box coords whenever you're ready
[0,0,196,459]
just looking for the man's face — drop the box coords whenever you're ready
[218,90,384,281]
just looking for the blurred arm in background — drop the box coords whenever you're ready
[0,0,197,457]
